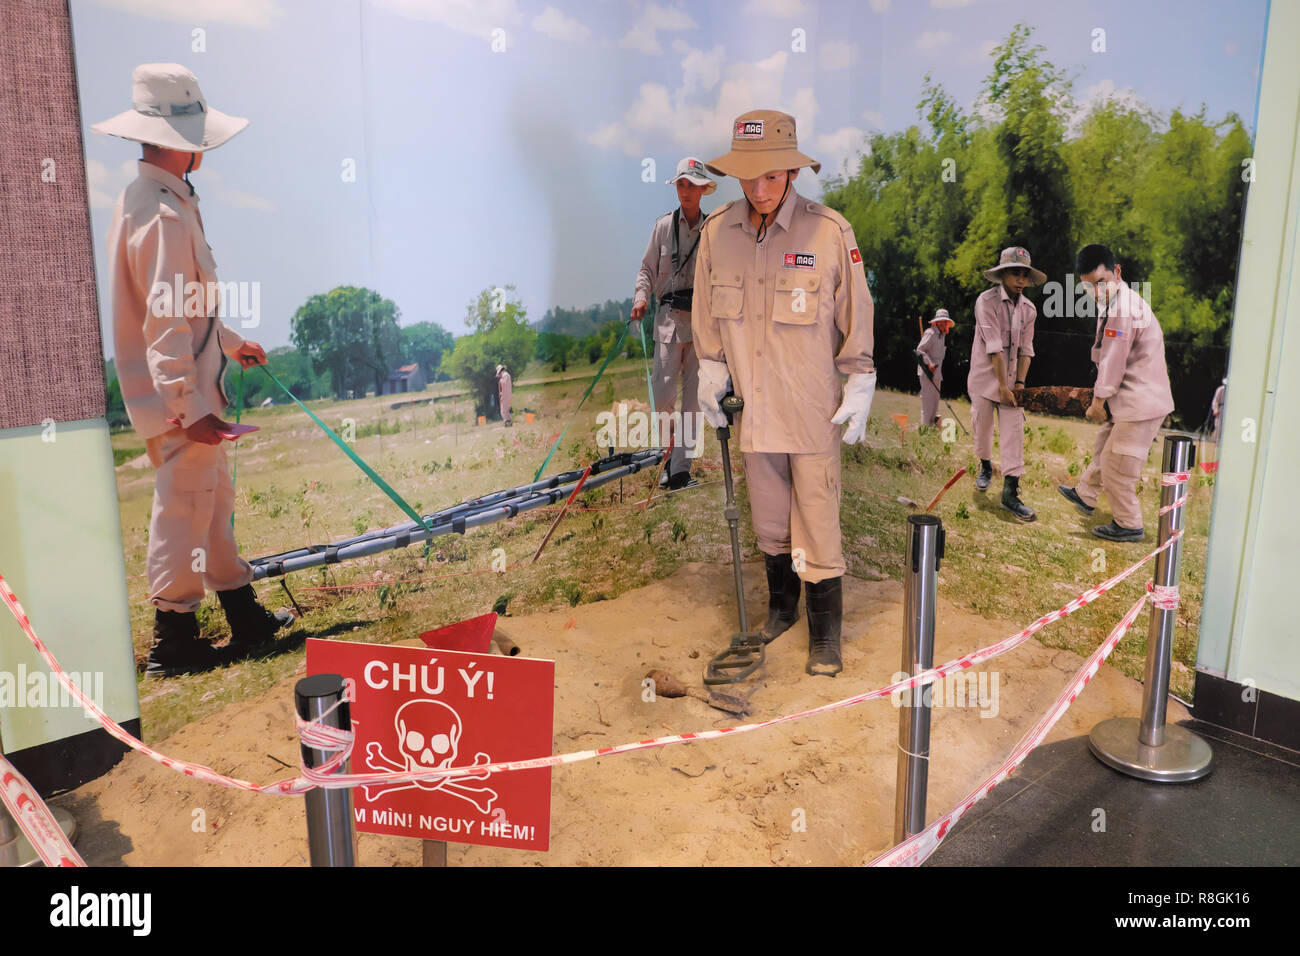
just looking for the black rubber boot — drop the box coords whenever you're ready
[217,584,294,655]
[760,553,802,644]
[975,459,993,491]
[1001,475,1037,522]
[804,577,843,677]
[145,610,227,679]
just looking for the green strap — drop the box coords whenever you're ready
[258,366,432,532]
[638,318,657,429]
[533,321,631,481]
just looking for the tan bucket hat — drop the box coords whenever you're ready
[705,109,820,179]
[983,246,1047,286]
[667,156,717,194]
[91,63,248,152]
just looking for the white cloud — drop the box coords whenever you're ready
[869,0,891,11]
[820,41,854,70]
[916,31,956,52]
[85,158,137,210]
[586,48,820,170]
[979,39,999,59]
[202,169,276,212]
[1225,40,1239,55]
[373,0,524,40]
[814,126,870,176]
[620,2,696,55]
[673,40,725,95]
[861,108,885,130]
[930,0,975,7]
[742,0,806,14]
[532,6,591,43]
[91,0,284,28]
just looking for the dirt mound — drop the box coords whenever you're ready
[55,562,1178,866]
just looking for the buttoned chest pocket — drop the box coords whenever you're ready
[710,272,744,320]
[774,273,820,326]
[189,228,220,318]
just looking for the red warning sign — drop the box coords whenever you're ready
[306,638,554,851]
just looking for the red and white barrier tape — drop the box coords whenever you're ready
[0,475,1189,857]
[869,586,1150,867]
[0,753,83,867]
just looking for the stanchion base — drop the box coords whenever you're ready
[14,805,78,867]
[1089,717,1214,783]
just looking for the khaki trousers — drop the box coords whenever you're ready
[971,396,1025,477]
[1074,417,1164,530]
[742,447,844,584]
[145,430,253,613]
[919,373,941,425]
[653,337,700,476]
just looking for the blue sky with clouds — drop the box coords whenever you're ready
[73,0,1269,359]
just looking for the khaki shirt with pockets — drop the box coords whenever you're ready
[967,285,1036,403]
[109,161,246,440]
[917,326,946,384]
[692,191,874,454]
[1092,283,1175,422]
[634,207,704,345]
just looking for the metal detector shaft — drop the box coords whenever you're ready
[718,405,748,635]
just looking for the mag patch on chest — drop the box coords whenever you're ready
[783,252,816,270]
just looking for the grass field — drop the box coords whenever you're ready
[111,358,1212,741]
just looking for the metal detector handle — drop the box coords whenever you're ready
[720,393,744,426]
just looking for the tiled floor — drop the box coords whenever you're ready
[927,720,1300,866]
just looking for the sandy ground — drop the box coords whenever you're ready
[55,561,1183,866]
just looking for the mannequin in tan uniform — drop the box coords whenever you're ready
[94,64,291,677]
[694,110,876,677]
[915,309,953,426]
[631,157,716,489]
[496,365,513,426]
[1058,244,1175,541]
[966,247,1043,522]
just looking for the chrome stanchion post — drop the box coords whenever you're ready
[1089,434,1213,782]
[296,673,356,866]
[895,514,944,843]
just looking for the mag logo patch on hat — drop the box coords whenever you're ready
[735,120,765,140]
[784,252,816,269]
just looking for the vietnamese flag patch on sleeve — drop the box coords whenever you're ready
[850,247,862,264]
[1104,328,1125,338]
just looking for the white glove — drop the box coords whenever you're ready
[697,358,732,429]
[830,371,877,445]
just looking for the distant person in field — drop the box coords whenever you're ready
[496,364,513,426]
[967,246,1043,522]
[93,64,292,678]
[915,308,953,426]
[631,157,717,490]
[1057,244,1175,542]
[1211,379,1226,446]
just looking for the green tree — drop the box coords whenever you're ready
[290,286,402,399]
[401,321,455,380]
[536,331,575,372]
[441,286,537,417]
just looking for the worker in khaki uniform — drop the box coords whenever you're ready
[967,247,1043,522]
[915,308,954,426]
[694,110,876,677]
[496,364,513,426]
[1058,244,1175,542]
[631,157,716,489]
[94,64,291,677]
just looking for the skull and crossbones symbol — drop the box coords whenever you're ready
[363,698,498,813]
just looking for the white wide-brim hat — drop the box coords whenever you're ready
[91,63,248,152]
[667,156,717,194]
